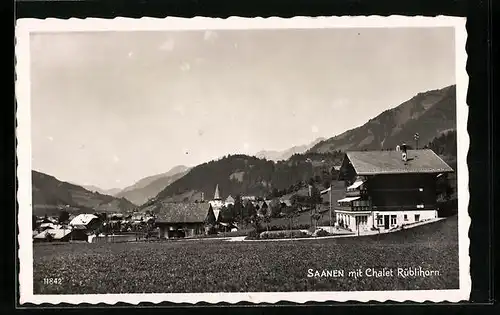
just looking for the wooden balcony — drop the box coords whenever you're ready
[345,190,361,197]
[334,205,372,212]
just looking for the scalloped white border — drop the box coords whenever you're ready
[15,15,470,305]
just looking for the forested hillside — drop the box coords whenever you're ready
[32,171,136,216]
[142,152,344,207]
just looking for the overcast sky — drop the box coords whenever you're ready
[30,27,456,189]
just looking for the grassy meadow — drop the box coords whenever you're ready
[33,215,459,294]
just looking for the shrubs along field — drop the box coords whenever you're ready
[33,216,458,294]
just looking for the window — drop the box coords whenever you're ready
[415,214,420,222]
[356,215,368,226]
[377,215,383,226]
[404,214,408,221]
[390,215,397,225]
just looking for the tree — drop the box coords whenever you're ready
[272,188,279,198]
[270,203,281,218]
[437,174,454,201]
[323,179,331,190]
[260,205,271,231]
[310,206,322,230]
[58,210,70,224]
[243,202,256,225]
[219,205,232,224]
[283,204,300,237]
[233,195,243,224]
[308,186,322,205]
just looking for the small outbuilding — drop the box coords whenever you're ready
[154,203,216,239]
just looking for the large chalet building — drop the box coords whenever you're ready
[334,146,454,232]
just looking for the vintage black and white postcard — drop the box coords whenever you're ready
[16,16,469,304]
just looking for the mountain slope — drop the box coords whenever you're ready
[81,185,122,196]
[115,168,191,205]
[308,85,456,153]
[115,165,191,205]
[255,137,326,161]
[32,171,137,216]
[141,152,344,208]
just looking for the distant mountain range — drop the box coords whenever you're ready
[114,165,191,205]
[32,171,136,216]
[308,85,456,153]
[81,185,122,196]
[255,137,326,161]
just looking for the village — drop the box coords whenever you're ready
[32,144,456,244]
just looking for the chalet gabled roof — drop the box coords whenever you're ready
[69,214,98,226]
[154,202,212,223]
[344,149,454,175]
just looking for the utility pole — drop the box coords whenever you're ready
[329,182,332,230]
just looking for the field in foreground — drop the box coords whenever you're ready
[33,215,459,294]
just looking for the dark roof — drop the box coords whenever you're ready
[154,203,212,223]
[345,149,454,175]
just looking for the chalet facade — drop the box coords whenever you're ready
[154,202,216,239]
[335,147,454,232]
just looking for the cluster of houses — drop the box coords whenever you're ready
[33,214,100,242]
[32,212,155,243]
[33,146,455,242]
[144,186,277,239]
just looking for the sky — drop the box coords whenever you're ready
[30,27,456,189]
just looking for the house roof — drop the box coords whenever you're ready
[338,196,361,203]
[40,222,59,229]
[344,149,454,175]
[241,196,256,200]
[213,209,221,221]
[34,229,73,240]
[69,214,98,226]
[155,203,212,223]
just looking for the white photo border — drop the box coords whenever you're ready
[16,15,470,305]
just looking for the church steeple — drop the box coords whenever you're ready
[214,184,221,200]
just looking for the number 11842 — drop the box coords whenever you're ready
[43,278,62,285]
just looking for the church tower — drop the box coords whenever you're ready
[210,184,223,210]
[214,184,221,201]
